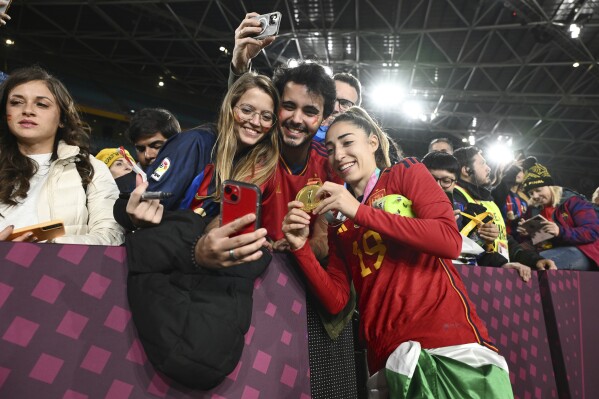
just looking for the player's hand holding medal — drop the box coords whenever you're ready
[296,182,362,227]
[295,183,343,227]
[295,183,321,213]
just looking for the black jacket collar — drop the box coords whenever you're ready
[457,179,493,201]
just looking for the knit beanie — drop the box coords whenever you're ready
[522,162,554,192]
[96,148,135,169]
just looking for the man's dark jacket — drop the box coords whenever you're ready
[454,179,544,267]
[125,211,270,389]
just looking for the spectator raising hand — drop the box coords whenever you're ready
[0,1,12,26]
[231,13,276,75]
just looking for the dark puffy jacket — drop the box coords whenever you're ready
[125,210,270,389]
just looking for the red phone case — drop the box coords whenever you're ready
[220,180,262,236]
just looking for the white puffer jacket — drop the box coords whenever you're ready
[0,141,125,245]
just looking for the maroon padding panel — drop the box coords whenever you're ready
[545,270,599,398]
[457,265,558,399]
[0,243,310,398]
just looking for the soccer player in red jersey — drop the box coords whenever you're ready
[283,107,513,398]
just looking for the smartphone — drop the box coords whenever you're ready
[252,12,282,40]
[7,220,65,242]
[0,0,12,14]
[220,180,262,236]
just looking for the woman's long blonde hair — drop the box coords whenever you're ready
[549,186,563,207]
[213,73,280,200]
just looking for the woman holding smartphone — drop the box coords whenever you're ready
[282,107,512,397]
[518,162,599,271]
[123,73,279,389]
[126,72,279,266]
[0,66,124,245]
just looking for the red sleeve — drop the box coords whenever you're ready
[353,160,462,259]
[291,233,351,314]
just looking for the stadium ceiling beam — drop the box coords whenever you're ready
[19,0,208,5]
[87,3,200,92]
[283,0,304,61]
[162,2,227,83]
[22,4,134,78]
[355,0,361,79]
[408,0,433,90]
[433,110,599,125]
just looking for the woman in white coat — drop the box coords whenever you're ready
[0,66,124,245]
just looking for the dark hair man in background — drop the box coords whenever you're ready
[314,72,362,143]
[127,108,181,169]
[452,146,556,272]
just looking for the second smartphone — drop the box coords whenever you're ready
[220,180,262,236]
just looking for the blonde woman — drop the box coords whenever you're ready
[123,72,279,228]
[519,162,599,270]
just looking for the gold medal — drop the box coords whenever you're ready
[296,184,321,212]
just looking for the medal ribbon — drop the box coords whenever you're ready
[346,168,380,204]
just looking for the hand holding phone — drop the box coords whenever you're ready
[252,12,282,39]
[6,220,65,242]
[0,0,12,25]
[0,0,12,14]
[220,180,262,236]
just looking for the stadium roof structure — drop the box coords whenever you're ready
[2,0,599,192]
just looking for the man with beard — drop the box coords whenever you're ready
[453,146,505,257]
[453,147,556,270]
[231,14,339,258]
[231,16,360,399]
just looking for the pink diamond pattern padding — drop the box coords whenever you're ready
[457,265,556,399]
[0,242,310,398]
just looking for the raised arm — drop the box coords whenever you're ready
[228,13,276,87]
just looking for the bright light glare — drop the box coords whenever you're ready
[372,84,404,107]
[573,62,580,68]
[323,66,333,76]
[5,39,14,46]
[468,134,476,145]
[158,81,165,87]
[402,101,428,122]
[569,24,580,39]
[287,59,299,68]
[487,142,514,164]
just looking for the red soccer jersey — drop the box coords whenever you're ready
[262,141,341,241]
[293,158,495,373]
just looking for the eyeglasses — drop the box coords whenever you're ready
[433,176,456,188]
[234,105,276,128]
[336,98,355,111]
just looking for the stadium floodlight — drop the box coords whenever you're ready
[402,100,428,122]
[487,138,514,164]
[569,24,581,39]
[371,84,404,107]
